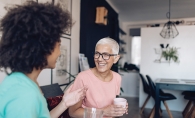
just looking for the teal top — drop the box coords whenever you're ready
[0,72,50,118]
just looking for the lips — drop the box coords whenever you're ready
[98,62,106,66]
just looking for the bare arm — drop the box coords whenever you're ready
[50,101,68,118]
[50,86,86,118]
[69,100,84,118]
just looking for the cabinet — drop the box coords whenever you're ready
[120,71,139,97]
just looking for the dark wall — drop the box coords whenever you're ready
[80,0,119,72]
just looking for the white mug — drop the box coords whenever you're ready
[113,98,127,108]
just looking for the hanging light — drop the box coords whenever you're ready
[160,0,179,39]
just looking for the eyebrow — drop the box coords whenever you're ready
[95,51,110,54]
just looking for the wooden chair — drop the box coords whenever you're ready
[183,93,195,118]
[182,91,194,117]
[139,73,151,114]
[146,75,176,118]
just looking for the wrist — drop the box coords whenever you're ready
[101,107,108,117]
[60,100,68,109]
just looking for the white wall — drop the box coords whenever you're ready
[0,0,81,86]
[139,25,195,111]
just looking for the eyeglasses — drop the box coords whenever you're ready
[94,52,117,60]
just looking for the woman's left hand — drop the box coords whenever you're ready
[102,104,126,117]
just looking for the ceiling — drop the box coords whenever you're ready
[106,0,195,23]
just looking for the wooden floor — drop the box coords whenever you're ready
[120,97,183,118]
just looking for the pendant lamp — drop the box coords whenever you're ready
[160,0,179,39]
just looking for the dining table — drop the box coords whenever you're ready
[155,78,195,118]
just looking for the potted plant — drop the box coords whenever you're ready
[161,47,179,63]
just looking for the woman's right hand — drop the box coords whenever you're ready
[62,86,87,108]
[103,105,126,117]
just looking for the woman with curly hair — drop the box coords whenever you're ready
[0,2,86,118]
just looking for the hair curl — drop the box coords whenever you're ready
[0,2,72,74]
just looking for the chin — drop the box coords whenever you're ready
[96,67,107,73]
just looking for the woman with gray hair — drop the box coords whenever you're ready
[69,37,128,118]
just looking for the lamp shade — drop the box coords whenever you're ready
[160,21,179,39]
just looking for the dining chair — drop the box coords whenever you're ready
[182,92,195,118]
[146,75,176,118]
[139,73,151,114]
[41,83,64,98]
[182,91,194,117]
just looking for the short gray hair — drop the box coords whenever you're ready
[95,37,119,54]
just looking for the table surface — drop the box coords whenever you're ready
[155,78,195,85]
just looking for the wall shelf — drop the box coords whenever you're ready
[119,28,126,35]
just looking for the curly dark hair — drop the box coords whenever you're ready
[0,2,72,74]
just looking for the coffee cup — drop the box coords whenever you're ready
[113,98,127,108]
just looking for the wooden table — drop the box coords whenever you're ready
[155,79,195,118]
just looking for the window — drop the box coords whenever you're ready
[131,36,141,66]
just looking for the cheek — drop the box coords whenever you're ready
[107,59,115,65]
[58,49,61,56]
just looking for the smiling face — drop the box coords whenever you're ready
[46,41,61,69]
[94,44,120,73]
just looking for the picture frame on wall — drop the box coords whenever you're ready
[54,0,72,36]
[51,37,71,85]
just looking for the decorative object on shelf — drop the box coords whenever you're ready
[95,7,108,25]
[154,44,180,63]
[147,24,160,27]
[119,28,126,35]
[21,0,37,4]
[160,0,179,39]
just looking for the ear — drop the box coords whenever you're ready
[113,55,120,64]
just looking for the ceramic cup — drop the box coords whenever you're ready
[113,98,127,108]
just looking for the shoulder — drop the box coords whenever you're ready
[112,71,122,80]
[12,83,39,100]
[0,73,41,101]
[0,83,40,108]
[76,69,92,80]
[78,69,92,76]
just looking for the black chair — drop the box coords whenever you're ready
[146,75,176,118]
[40,83,64,98]
[182,92,195,118]
[40,83,71,118]
[139,73,151,114]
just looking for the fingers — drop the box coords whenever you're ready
[112,105,126,116]
[126,103,128,114]
[74,86,88,101]
[76,86,88,93]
